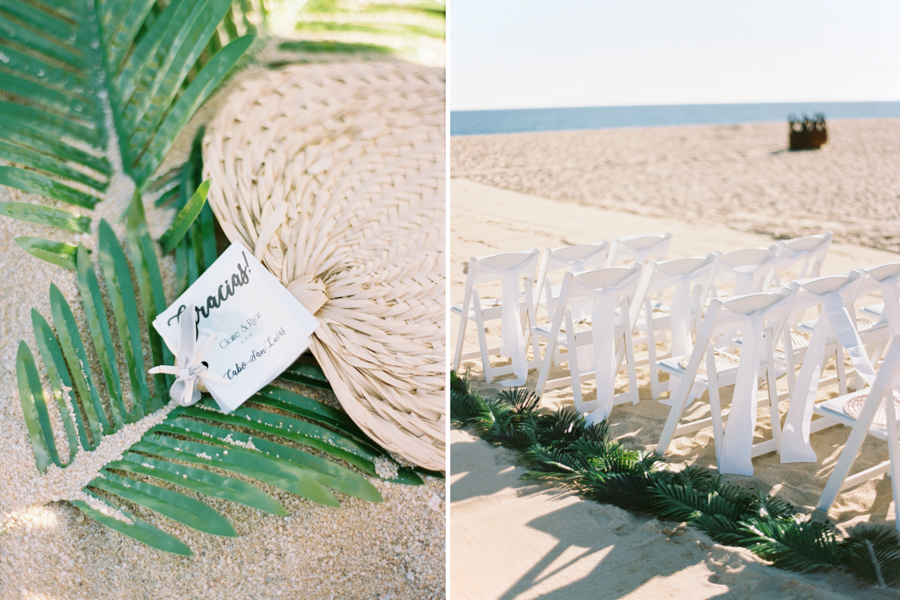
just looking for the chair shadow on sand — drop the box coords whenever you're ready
[451,427,852,600]
[493,502,705,600]
[488,486,827,600]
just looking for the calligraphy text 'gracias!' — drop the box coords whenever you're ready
[167,250,252,337]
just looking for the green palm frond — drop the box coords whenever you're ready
[449,370,489,426]
[667,465,717,493]
[16,188,420,555]
[497,386,541,417]
[693,513,748,546]
[279,0,444,56]
[581,471,657,512]
[0,0,253,236]
[840,526,900,587]
[448,369,900,587]
[523,444,588,476]
[471,397,536,447]
[535,407,609,449]
[740,517,842,573]
[745,489,796,521]
[648,481,746,524]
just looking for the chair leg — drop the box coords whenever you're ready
[817,422,873,513]
[836,347,848,396]
[765,345,782,455]
[783,335,797,400]
[535,332,558,398]
[565,313,585,412]
[646,304,661,400]
[707,360,726,469]
[886,403,900,533]
[657,375,693,456]
[472,289,493,383]
[453,296,471,372]
[623,328,639,405]
[530,322,543,373]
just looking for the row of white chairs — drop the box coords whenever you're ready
[452,232,832,391]
[452,231,900,529]
[660,263,900,528]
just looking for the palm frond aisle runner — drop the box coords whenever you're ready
[450,371,900,588]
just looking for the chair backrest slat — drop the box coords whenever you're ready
[607,233,672,267]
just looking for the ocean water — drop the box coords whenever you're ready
[450,101,900,136]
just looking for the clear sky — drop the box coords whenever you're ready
[449,0,900,111]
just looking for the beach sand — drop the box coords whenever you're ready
[452,118,900,253]
[449,118,900,599]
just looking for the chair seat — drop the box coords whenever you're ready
[813,389,900,442]
[860,303,885,320]
[534,320,625,347]
[659,349,781,382]
[658,350,739,382]
[451,293,530,320]
[777,328,812,352]
[636,300,671,328]
[797,316,884,336]
[731,329,812,359]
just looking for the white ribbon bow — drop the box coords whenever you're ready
[149,302,231,407]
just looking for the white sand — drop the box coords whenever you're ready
[452,119,900,253]
[449,123,900,600]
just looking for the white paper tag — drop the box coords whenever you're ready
[153,242,319,413]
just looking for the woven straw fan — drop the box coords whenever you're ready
[203,62,445,471]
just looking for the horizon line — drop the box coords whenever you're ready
[451,99,900,113]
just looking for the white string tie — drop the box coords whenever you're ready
[149,302,231,407]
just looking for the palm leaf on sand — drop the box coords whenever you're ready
[16,187,423,555]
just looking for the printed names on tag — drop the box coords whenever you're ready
[153,242,319,413]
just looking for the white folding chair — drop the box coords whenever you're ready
[770,232,833,286]
[786,269,894,396]
[710,246,781,299]
[534,263,653,424]
[452,249,541,385]
[535,242,610,321]
[849,262,900,369]
[812,336,900,532]
[606,233,672,267]
[780,270,894,463]
[656,286,796,475]
[643,254,719,400]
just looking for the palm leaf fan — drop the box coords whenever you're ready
[202,62,445,472]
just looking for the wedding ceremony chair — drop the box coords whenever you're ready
[846,262,900,370]
[535,241,611,321]
[778,269,899,462]
[642,254,720,401]
[787,269,893,395]
[533,263,653,424]
[656,286,796,475]
[709,246,781,300]
[452,249,542,385]
[811,335,900,532]
[769,232,833,287]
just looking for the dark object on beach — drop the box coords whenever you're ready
[788,113,827,150]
